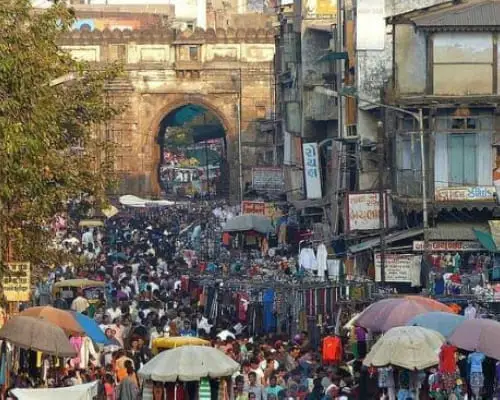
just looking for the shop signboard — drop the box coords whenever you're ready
[241,201,266,215]
[346,192,397,232]
[413,241,483,252]
[302,142,322,199]
[252,168,285,192]
[241,201,283,219]
[434,186,496,202]
[374,253,417,282]
[2,262,31,302]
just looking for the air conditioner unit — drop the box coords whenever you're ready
[345,124,358,138]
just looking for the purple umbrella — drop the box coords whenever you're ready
[448,318,500,360]
[354,297,453,332]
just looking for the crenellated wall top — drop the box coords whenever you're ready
[59,26,276,45]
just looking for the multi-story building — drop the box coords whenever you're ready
[274,0,347,234]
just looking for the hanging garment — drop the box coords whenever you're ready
[316,243,328,281]
[439,344,457,373]
[263,289,276,333]
[237,292,249,322]
[199,378,211,400]
[322,336,343,364]
[299,248,317,271]
[327,259,341,281]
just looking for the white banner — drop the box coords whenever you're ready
[356,0,385,50]
[302,142,322,199]
[375,253,421,282]
[347,192,397,231]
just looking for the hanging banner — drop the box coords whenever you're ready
[302,142,322,199]
[346,192,397,232]
[2,262,31,302]
[375,253,420,283]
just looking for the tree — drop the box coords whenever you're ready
[0,0,124,269]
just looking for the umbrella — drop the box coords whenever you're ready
[72,312,109,344]
[138,345,240,382]
[152,336,210,351]
[363,326,445,370]
[0,316,76,357]
[11,381,98,400]
[448,318,500,360]
[354,297,453,332]
[223,215,273,234]
[407,312,466,337]
[20,306,84,335]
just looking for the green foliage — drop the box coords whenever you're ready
[0,0,125,268]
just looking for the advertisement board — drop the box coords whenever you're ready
[374,253,420,283]
[346,192,397,232]
[302,142,322,199]
[252,168,285,192]
[413,241,483,252]
[2,262,31,302]
[434,186,496,202]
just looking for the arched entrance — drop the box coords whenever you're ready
[156,103,230,199]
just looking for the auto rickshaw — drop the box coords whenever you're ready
[52,278,106,308]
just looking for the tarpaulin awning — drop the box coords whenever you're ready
[349,228,423,254]
[119,195,176,208]
[473,229,497,252]
[223,215,273,234]
[11,381,99,400]
[428,222,490,241]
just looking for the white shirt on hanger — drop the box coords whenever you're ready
[316,243,328,280]
[299,247,317,270]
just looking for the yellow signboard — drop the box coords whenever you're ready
[2,262,31,302]
[316,0,336,15]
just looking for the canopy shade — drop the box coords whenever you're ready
[363,326,444,370]
[223,215,273,234]
[11,381,98,400]
[139,345,240,382]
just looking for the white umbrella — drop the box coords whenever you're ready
[363,326,444,370]
[138,345,240,382]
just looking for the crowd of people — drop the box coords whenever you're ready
[6,202,494,400]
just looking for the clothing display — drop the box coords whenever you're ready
[464,304,477,320]
[439,344,457,374]
[316,243,328,281]
[322,336,343,364]
[299,247,317,271]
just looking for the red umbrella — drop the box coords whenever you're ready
[354,297,453,332]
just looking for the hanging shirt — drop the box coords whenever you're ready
[439,344,457,373]
[464,305,477,320]
[322,336,343,363]
[299,248,317,270]
[468,352,485,374]
[316,244,328,278]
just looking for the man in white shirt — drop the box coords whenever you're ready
[106,301,122,322]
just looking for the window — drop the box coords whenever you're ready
[189,46,199,61]
[433,32,493,95]
[450,117,479,130]
[448,134,477,186]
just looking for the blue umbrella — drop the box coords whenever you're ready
[406,311,466,338]
[72,312,109,344]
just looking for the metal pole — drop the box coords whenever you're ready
[237,101,243,202]
[419,108,429,252]
[377,120,385,283]
[205,140,210,198]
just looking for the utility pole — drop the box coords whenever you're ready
[419,108,429,261]
[377,120,385,283]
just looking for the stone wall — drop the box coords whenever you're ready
[59,27,276,200]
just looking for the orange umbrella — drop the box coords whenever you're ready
[20,306,84,335]
[404,296,453,313]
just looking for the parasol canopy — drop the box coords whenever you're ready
[448,318,500,360]
[152,336,210,352]
[11,381,98,400]
[72,312,109,344]
[138,345,240,382]
[363,326,445,370]
[223,215,273,234]
[20,306,84,335]
[406,312,466,338]
[354,297,453,332]
[0,316,76,357]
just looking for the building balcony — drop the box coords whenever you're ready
[303,87,338,121]
[174,61,203,70]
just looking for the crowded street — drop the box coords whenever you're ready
[0,198,497,400]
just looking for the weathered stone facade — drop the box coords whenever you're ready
[59,27,275,200]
